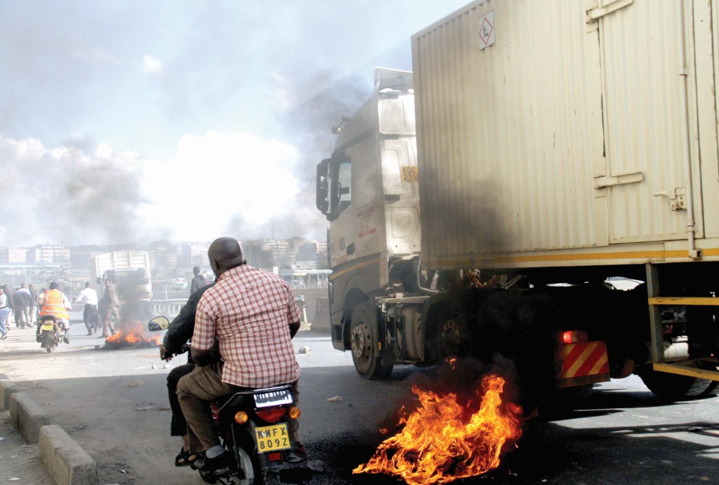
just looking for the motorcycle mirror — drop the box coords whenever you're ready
[148,316,170,331]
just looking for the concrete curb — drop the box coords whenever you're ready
[40,425,99,485]
[9,392,50,443]
[0,376,19,410]
[3,378,99,485]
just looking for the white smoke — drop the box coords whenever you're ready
[143,130,322,241]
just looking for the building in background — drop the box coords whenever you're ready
[295,240,329,270]
[243,238,328,271]
[69,246,108,270]
[0,248,28,264]
[181,242,211,268]
[27,245,71,267]
[149,246,179,275]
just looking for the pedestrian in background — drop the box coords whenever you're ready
[76,282,100,335]
[190,267,208,294]
[12,287,24,328]
[15,283,32,329]
[28,284,38,326]
[100,279,119,338]
[0,288,10,339]
[3,284,15,328]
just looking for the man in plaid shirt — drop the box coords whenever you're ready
[177,237,305,472]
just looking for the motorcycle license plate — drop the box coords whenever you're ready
[41,324,54,331]
[254,423,290,453]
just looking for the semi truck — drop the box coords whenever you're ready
[316,0,719,403]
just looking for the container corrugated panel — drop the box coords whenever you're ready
[412,0,708,269]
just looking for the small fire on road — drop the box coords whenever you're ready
[104,321,160,350]
[353,372,523,485]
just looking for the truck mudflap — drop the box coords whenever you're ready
[557,341,611,388]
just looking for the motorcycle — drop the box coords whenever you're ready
[149,316,301,485]
[38,315,68,353]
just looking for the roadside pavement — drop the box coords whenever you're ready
[0,410,51,484]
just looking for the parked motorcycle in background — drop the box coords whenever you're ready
[37,315,68,353]
[149,316,301,485]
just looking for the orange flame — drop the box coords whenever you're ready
[106,321,160,346]
[353,375,523,485]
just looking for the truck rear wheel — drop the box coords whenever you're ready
[439,311,469,358]
[350,302,392,380]
[638,367,718,401]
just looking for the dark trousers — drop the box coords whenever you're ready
[17,306,30,328]
[168,363,195,436]
[83,304,100,333]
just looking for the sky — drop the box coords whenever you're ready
[0,0,469,247]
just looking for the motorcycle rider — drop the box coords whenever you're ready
[161,280,216,467]
[38,282,72,342]
[177,237,306,473]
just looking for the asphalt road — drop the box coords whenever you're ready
[1,311,718,485]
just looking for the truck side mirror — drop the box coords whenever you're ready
[316,159,330,214]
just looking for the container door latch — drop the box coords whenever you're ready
[653,187,687,211]
[594,171,644,189]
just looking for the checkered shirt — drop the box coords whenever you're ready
[192,264,301,388]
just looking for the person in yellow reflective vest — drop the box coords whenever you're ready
[38,281,72,340]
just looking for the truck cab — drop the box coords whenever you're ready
[316,68,421,355]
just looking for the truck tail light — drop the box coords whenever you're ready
[560,330,588,344]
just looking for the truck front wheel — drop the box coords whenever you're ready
[350,302,392,380]
[638,366,718,401]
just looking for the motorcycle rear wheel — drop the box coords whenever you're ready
[198,469,217,484]
[46,347,52,353]
[235,431,279,485]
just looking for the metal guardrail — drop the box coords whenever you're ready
[151,299,187,319]
[151,296,315,330]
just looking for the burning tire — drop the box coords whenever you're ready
[638,366,718,401]
[350,302,392,380]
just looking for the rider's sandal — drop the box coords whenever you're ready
[175,448,198,467]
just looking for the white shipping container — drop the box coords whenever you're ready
[412,0,719,270]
